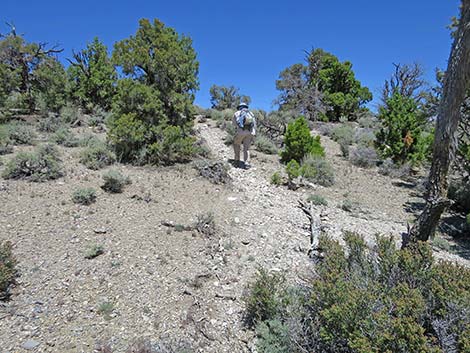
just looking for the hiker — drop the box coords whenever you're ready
[232,102,256,169]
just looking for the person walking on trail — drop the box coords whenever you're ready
[232,102,256,169]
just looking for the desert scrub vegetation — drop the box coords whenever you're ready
[107,19,198,165]
[101,169,131,193]
[348,146,378,168]
[307,194,328,206]
[50,127,80,147]
[0,241,17,300]
[5,121,36,145]
[38,113,64,132]
[72,187,97,205]
[244,233,470,353]
[79,140,116,169]
[84,244,104,259]
[195,212,216,236]
[195,160,231,184]
[280,116,324,163]
[270,171,282,186]
[2,144,63,181]
[298,154,335,187]
[255,134,278,155]
[0,125,13,154]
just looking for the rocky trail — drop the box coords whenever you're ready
[0,119,469,353]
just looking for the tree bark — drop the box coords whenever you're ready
[405,0,470,245]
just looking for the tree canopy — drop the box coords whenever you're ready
[276,48,372,122]
[209,84,251,110]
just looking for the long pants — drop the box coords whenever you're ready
[233,131,253,162]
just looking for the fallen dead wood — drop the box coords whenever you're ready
[298,200,323,258]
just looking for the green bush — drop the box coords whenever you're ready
[270,172,282,186]
[38,113,63,133]
[448,180,470,214]
[2,144,63,181]
[223,123,236,146]
[348,146,378,168]
[355,128,376,147]
[0,241,17,300]
[79,142,116,170]
[6,121,36,145]
[255,134,278,155]
[307,194,328,206]
[60,103,81,124]
[79,134,102,148]
[72,188,97,205]
[0,125,13,155]
[50,127,80,147]
[281,117,324,163]
[108,19,198,165]
[285,160,300,180]
[244,267,288,327]
[299,154,335,187]
[331,124,355,145]
[147,125,196,165]
[101,169,131,193]
[245,234,470,353]
[256,319,291,353]
[84,244,104,259]
[376,92,431,164]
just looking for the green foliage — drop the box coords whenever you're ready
[97,301,114,319]
[270,172,282,186]
[0,30,66,112]
[341,199,355,212]
[107,80,196,164]
[0,125,13,154]
[276,49,372,122]
[245,234,470,353]
[84,244,104,259]
[255,134,278,155]
[311,49,372,122]
[109,18,198,165]
[244,267,288,327]
[60,103,82,124]
[285,160,300,180]
[348,146,378,168]
[67,37,117,111]
[448,180,470,214]
[147,125,196,165]
[72,187,97,205]
[195,212,216,236]
[2,144,63,181]
[0,241,17,300]
[376,92,431,164]
[256,320,291,353]
[299,154,335,187]
[79,141,116,170]
[330,124,355,145]
[33,57,67,112]
[6,121,36,145]
[209,84,251,110]
[38,113,63,133]
[110,18,198,161]
[281,116,324,163]
[307,194,328,206]
[101,169,131,193]
[50,127,80,147]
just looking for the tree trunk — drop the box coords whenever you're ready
[406,0,470,245]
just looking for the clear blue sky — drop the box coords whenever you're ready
[4,0,461,111]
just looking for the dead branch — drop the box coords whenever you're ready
[297,200,323,258]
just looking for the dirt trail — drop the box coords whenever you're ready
[0,119,468,353]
